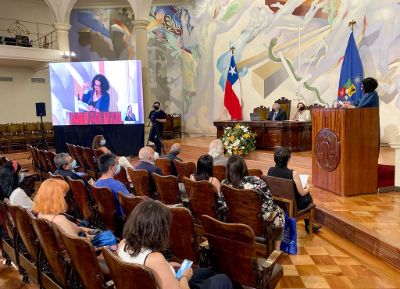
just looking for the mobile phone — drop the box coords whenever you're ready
[176,259,193,280]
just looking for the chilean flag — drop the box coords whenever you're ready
[224,55,242,120]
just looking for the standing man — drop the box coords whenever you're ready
[267,102,287,121]
[148,101,167,154]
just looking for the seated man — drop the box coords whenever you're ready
[95,153,131,217]
[135,146,162,194]
[54,153,85,182]
[163,143,182,176]
[208,139,228,167]
[267,102,287,121]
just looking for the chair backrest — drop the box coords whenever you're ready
[89,185,117,231]
[202,215,258,287]
[253,105,270,120]
[46,150,57,172]
[66,143,77,160]
[14,205,38,263]
[155,158,172,176]
[82,147,97,171]
[127,168,151,197]
[73,145,87,170]
[248,168,263,178]
[93,148,105,159]
[221,185,265,236]
[262,175,297,216]
[31,217,68,287]
[57,226,107,289]
[152,173,181,205]
[102,247,157,289]
[117,192,146,218]
[169,207,199,264]
[66,177,93,221]
[213,165,226,183]
[0,201,15,239]
[276,97,291,119]
[174,160,196,183]
[38,149,50,172]
[49,172,65,180]
[182,177,218,222]
[114,166,130,189]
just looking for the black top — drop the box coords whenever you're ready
[149,109,167,133]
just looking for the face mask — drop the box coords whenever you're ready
[100,139,106,146]
[18,173,25,184]
[153,152,159,160]
[114,164,121,175]
[153,105,160,110]
[298,106,305,111]
[71,159,77,170]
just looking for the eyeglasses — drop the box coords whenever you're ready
[94,83,101,87]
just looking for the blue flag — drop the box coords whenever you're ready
[338,32,364,103]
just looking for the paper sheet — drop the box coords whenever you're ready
[299,174,309,188]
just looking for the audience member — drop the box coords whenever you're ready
[222,155,285,248]
[0,161,33,209]
[92,135,111,154]
[33,178,92,236]
[267,102,287,121]
[136,146,162,194]
[293,102,311,121]
[208,139,228,167]
[164,143,182,176]
[267,147,320,233]
[54,153,86,182]
[190,155,221,194]
[118,199,233,289]
[95,153,131,217]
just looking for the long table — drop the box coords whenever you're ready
[214,120,311,151]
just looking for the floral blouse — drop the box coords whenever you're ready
[222,176,285,228]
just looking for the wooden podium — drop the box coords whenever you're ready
[312,108,379,196]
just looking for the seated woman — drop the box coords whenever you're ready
[118,199,233,289]
[267,147,320,233]
[0,161,33,209]
[221,155,285,248]
[190,155,221,194]
[33,178,93,236]
[293,102,311,121]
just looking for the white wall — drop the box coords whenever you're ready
[0,66,51,123]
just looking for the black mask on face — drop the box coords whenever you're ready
[153,105,160,110]
[298,106,305,111]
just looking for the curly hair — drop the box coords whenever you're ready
[91,74,110,93]
[33,179,69,214]
[361,77,378,94]
[123,199,171,257]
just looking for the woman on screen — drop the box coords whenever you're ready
[81,74,110,112]
[125,105,136,121]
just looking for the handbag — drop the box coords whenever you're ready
[280,213,297,255]
[91,230,117,247]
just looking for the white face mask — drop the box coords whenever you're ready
[153,152,159,160]
[18,173,25,184]
[100,139,106,146]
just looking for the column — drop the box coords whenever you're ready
[133,19,152,118]
[54,23,71,51]
[390,135,400,187]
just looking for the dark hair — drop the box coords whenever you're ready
[274,147,291,168]
[0,164,19,200]
[91,74,110,93]
[361,77,378,94]
[297,102,305,108]
[123,199,171,256]
[153,101,160,106]
[92,135,104,149]
[194,155,214,181]
[226,155,248,189]
[97,153,117,174]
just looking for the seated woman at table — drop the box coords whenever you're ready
[267,147,320,233]
[293,102,311,121]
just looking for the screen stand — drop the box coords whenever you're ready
[37,115,49,150]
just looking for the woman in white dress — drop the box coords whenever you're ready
[293,102,311,122]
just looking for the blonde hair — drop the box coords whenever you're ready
[33,179,69,214]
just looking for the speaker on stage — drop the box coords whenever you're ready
[36,102,46,117]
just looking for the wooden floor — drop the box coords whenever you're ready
[1,136,400,288]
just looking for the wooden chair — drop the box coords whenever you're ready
[155,158,173,176]
[117,192,146,218]
[162,114,174,139]
[93,148,105,159]
[202,215,283,289]
[89,185,119,233]
[38,149,50,175]
[253,105,270,120]
[66,177,93,222]
[31,217,69,288]
[169,207,199,264]
[127,168,152,197]
[174,160,196,183]
[102,247,157,289]
[56,226,111,289]
[172,114,182,138]
[221,185,276,256]
[276,97,291,119]
[82,146,98,178]
[7,124,27,151]
[114,166,131,191]
[46,150,57,173]
[66,143,77,162]
[248,168,263,178]
[213,165,226,183]
[0,201,18,266]
[263,175,316,237]
[152,173,182,205]
[182,177,220,226]
[73,145,87,172]
[27,145,40,174]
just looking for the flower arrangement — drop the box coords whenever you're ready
[221,124,256,156]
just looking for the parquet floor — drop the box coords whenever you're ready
[1,136,399,288]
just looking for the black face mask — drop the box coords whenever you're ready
[298,106,305,111]
[153,105,159,110]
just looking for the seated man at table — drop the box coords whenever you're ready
[95,153,131,217]
[54,153,86,182]
[267,102,287,121]
[136,146,162,194]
